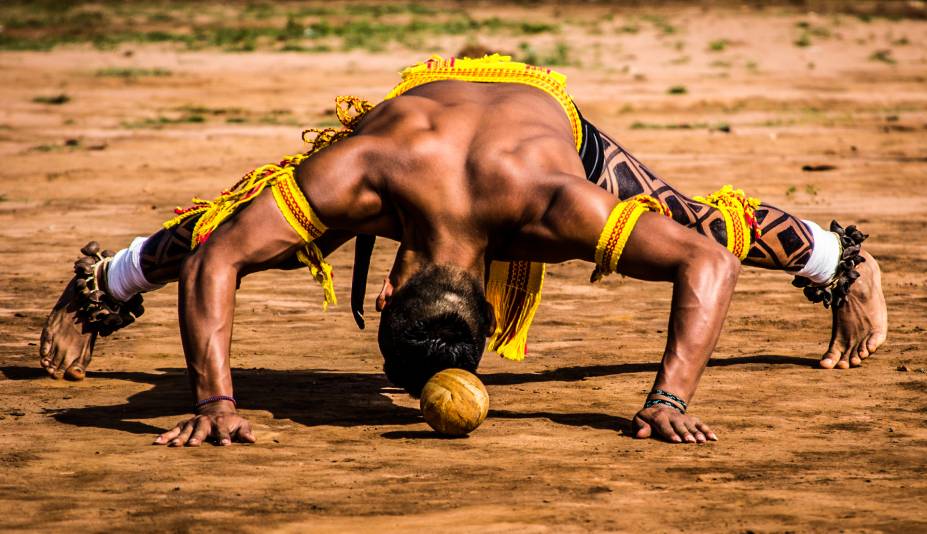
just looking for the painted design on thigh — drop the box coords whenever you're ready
[593,130,812,271]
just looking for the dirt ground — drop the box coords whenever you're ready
[1,3,926,532]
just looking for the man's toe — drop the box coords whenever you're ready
[65,365,86,381]
[819,347,841,369]
[868,329,887,354]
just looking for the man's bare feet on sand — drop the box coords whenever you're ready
[820,250,888,369]
[39,278,95,380]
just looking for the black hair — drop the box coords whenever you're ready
[378,264,492,396]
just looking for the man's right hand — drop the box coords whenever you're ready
[153,408,255,447]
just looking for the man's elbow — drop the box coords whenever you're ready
[687,241,740,291]
[706,244,740,288]
[179,247,238,289]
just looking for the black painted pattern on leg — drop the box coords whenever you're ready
[594,130,812,271]
[139,216,200,285]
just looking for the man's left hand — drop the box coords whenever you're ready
[632,404,717,444]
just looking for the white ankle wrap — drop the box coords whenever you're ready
[106,236,164,301]
[795,220,839,284]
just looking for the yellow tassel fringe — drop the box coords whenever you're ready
[693,185,762,261]
[485,260,546,361]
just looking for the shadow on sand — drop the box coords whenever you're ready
[0,354,816,438]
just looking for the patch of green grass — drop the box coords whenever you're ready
[745,60,759,72]
[669,56,690,65]
[804,184,818,196]
[616,21,640,34]
[516,41,576,67]
[32,94,70,105]
[796,21,831,38]
[869,49,896,64]
[794,32,812,47]
[30,143,64,152]
[630,121,730,132]
[0,193,7,202]
[175,105,244,116]
[642,15,675,35]
[785,185,797,198]
[709,60,732,68]
[892,36,910,46]
[121,114,206,129]
[0,2,560,53]
[543,42,573,66]
[667,85,688,95]
[517,42,539,65]
[707,39,728,52]
[95,67,172,78]
[281,42,332,53]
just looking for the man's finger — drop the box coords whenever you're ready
[155,423,185,445]
[684,419,706,443]
[695,421,718,441]
[213,421,232,446]
[671,419,696,443]
[188,417,211,447]
[236,419,256,443]
[170,421,195,447]
[633,417,652,439]
[656,417,681,443]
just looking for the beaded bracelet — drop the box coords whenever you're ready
[644,398,685,414]
[650,389,688,412]
[195,395,237,410]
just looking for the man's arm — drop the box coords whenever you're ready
[618,212,739,443]
[153,190,307,447]
[522,177,739,443]
[155,139,378,447]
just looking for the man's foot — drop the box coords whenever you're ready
[820,250,888,369]
[39,278,96,380]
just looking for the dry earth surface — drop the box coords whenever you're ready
[1,3,926,532]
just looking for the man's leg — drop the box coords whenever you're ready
[592,130,886,368]
[40,217,200,379]
[40,213,351,379]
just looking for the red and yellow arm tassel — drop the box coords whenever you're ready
[693,185,761,261]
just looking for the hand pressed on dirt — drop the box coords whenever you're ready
[632,404,717,444]
[153,404,255,447]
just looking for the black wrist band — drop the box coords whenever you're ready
[650,389,688,411]
[644,398,686,414]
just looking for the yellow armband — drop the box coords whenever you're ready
[591,195,670,282]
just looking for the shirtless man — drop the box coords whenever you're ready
[39,56,887,447]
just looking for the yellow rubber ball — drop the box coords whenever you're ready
[420,368,489,436]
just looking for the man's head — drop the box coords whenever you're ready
[378,264,494,396]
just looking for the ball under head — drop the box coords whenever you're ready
[419,368,489,436]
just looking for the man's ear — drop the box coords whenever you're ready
[482,299,496,337]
